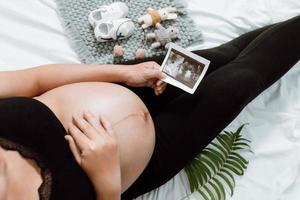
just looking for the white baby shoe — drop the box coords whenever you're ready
[94,18,135,42]
[88,2,129,28]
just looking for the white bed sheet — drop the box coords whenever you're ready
[0,0,300,199]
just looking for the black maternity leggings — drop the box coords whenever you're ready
[122,15,300,199]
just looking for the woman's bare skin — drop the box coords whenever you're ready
[0,147,42,200]
[34,82,156,191]
[0,62,167,199]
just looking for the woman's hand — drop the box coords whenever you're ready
[65,112,121,199]
[122,61,168,95]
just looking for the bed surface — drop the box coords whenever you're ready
[0,0,300,199]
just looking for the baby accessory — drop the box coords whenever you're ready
[135,48,146,59]
[113,44,124,57]
[138,7,178,29]
[113,45,145,59]
[88,2,134,42]
[55,0,202,64]
[88,2,129,28]
[94,18,135,42]
[146,23,179,49]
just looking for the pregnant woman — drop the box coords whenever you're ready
[0,16,299,200]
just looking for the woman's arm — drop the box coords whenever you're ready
[0,62,167,98]
[0,64,125,98]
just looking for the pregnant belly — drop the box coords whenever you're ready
[34,82,155,191]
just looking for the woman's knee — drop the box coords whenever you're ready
[279,15,300,37]
[222,67,263,91]
[289,15,300,23]
[215,67,264,100]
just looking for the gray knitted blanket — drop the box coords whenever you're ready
[55,0,202,64]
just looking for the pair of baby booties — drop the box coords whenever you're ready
[88,2,180,58]
[88,2,135,42]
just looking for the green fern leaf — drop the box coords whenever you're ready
[217,172,234,195]
[198,188,210,200]
[184,124,251,200]
[220,168,236,188]
[202,185,215,200]
[209,180,222,200]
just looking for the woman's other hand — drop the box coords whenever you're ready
[65,112,121,199]
[153,79,167,96]
[123,61,168,95]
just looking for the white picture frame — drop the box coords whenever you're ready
[160,43,210,94]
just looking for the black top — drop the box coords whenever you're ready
[0,97,96,200]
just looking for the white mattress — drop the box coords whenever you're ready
[0,0,300,199]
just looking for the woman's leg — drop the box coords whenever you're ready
[123,24,274,114]
[122,15,300,199]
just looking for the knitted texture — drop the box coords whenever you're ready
[55,0,202,64]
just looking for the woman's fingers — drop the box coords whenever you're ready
[99,115,115,137]
[68,122,89,150]
[156,80,165,87]
[145,68,166,90]
[145,69,166,80]
[155,86,166,95]
[161,83,167,90]
[129,61,167,88]
[83,112,99,129]
[83,111,105,133]
[154,81,167,95]
[65,135,81,164]
[73,114,98,139]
